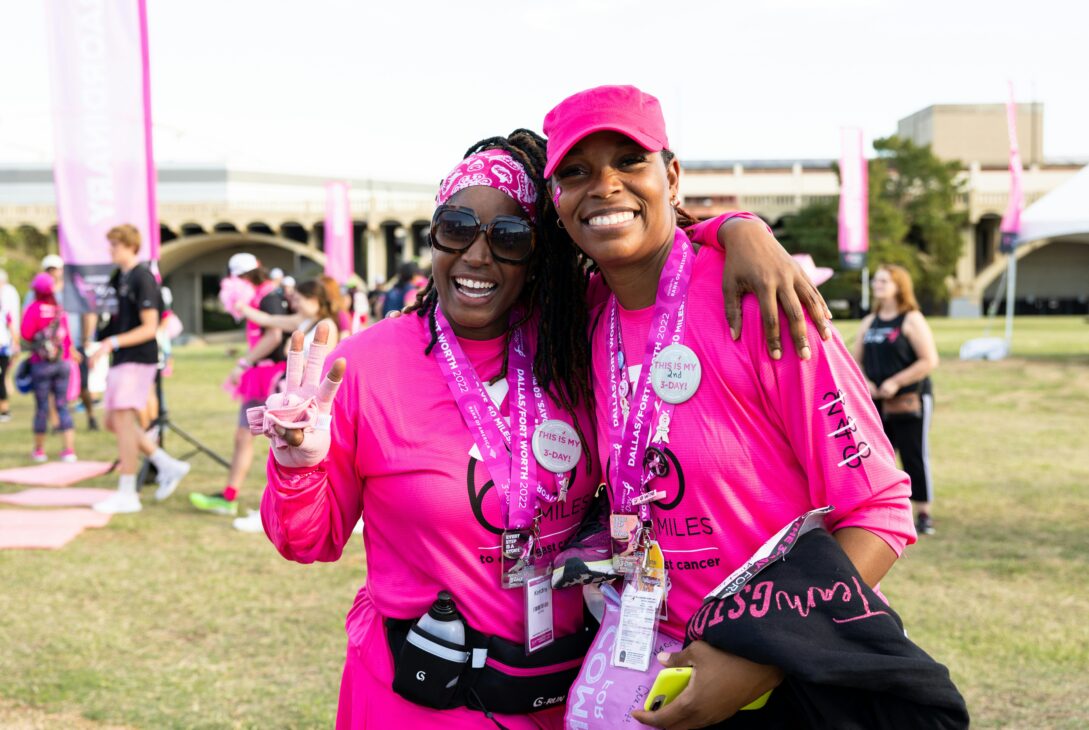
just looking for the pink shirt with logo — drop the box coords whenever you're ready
[262,313,601,729]
[588,238,915,641]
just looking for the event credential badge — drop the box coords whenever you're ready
[524,565,554,654]
[611,582,663,671]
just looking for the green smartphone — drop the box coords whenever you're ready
[644,666,692,711]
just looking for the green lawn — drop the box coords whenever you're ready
[0,316,1087,728]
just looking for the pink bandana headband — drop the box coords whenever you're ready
[436,149,538,222]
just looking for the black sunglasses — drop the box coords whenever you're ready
[429,205,535,265]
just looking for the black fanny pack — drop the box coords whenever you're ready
[386,610,595,717]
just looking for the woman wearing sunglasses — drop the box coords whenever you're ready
[250,126,835,729]
[543,86,918,728]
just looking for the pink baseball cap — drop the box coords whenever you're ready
[543,85,669,179]
[31,272,55,295]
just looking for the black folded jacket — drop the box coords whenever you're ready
[685,528,969,730]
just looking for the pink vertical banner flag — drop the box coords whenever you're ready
[838,127,869,270]
[999,83,1024,254]
[324,181,353,283]
[44,0,159,311]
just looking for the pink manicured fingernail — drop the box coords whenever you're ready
[657,651,670,664]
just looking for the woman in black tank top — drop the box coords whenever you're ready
[851,265,940,535]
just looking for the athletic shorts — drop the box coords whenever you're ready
[104,362,158,412]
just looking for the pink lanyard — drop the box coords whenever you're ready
[432,307,559,531]
[605,229,696,520]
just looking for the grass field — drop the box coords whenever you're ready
[0,316,1087,729]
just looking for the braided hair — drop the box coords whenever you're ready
[407,129,595,471]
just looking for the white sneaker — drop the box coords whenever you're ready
[154,459,191,502]
[93,491,142,514]
[232,509,264,533]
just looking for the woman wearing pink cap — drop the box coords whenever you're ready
[20,272,78,463]
[253,120,843,728]
[543,86,919,727]
[257,130,609,729]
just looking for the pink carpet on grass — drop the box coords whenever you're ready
[0,488,117,507]
[0,508,111,549]
[0,460,113,487]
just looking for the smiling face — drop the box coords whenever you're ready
[550,131,679,270]
[430,186,531,340]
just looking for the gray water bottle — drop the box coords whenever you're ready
[417,591,466,645]
[393,590,470,708]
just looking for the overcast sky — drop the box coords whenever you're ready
[1,0,1085,184]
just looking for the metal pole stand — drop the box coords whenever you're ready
[138,366,230,487]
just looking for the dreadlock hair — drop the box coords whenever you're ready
[406,129,596,472]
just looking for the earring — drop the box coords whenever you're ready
[670,197,679,207]
[556,219,566,230]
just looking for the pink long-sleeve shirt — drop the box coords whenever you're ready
[262,313,601,729]
[20,300,73,363]
[588,239,915,642]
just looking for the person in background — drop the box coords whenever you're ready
[74,312,101,431]
[346,283,370,333]
[21,255,67,431]
[320,275,351,341]
[237,278,338,354]
[20,273,77,462]
[90,224,190,514]
[381,262,421,318]
[60,294,101,432]
[231,277,340,533]
[190,253,290,517]
[281,275,297,300]
[269,267,285,291]
[0,269,20,422]
[23,254,64,310]
[853,264,940,535]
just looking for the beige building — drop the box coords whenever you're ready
[0,165,436,334]
[2,103,1085,323]
[679,103,1086,316]
[898,103,1044,168]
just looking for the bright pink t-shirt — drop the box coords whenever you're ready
[246,280,281,349]
[588,240,915,641]
[262,313,601,729]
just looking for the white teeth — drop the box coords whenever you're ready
[588,211,635,227]
[454,278,497,298]
[455,278,496,290]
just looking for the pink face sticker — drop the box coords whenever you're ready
[552,185,562,209]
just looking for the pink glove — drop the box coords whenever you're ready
[247,336,341,468]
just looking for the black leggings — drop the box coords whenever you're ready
[0,353,10,402]
[880,393,934,504]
